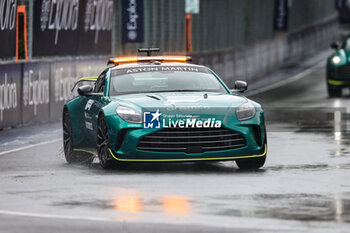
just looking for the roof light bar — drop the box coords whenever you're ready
[107,56,192,66]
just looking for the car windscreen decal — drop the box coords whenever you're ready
[111,66,210,76]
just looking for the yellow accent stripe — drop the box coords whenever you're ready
[328,79,350,85]
[108,144,267,162]
[73,148,97,156]
[78,76,98,81]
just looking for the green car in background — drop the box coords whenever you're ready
[63,50,267,170]
[327,35,350,97]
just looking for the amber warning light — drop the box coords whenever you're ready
[108,56,192,66]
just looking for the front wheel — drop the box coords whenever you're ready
[63,108,93,164]
[97,114,121,169]
[327,84,342,97]
[236,156,266,170]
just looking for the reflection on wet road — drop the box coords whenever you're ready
[0,64,350,232]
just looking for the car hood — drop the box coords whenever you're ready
[112,92,246,107]
[111,92,248,117]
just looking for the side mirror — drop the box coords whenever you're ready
[330,41,340,50]
[78,85,93,96]
[234,80,248,93]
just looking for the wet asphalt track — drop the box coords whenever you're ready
[0,62,350,233]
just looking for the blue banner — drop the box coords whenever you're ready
[274,0,288,31]
[122,0,144,43]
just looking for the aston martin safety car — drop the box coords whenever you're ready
[63,49,267,169]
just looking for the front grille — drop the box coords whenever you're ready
[137,127,246,153]
[337,65,350,77]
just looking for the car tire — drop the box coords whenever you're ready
[236,155,266,170]
[97,114,120,169]
[63,108,94,164]
[327,84,342,97]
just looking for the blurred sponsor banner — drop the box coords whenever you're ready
[32,0,113,57]
[0,0,17,59]
[121,0,144,43]
[0,64,21,128]
[22,62,51,125]
[50,61,76,121]
[274,0,288,31]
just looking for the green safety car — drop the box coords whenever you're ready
[327,35,350,97]
[63,49,267,169]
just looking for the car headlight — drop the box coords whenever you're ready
[332,56,341,64]
[236,103,256,121]
[116,106,142,123]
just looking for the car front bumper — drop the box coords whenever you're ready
[328,64,350,86]
[105,115,267,162]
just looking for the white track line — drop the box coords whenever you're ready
[0,209,115,222]
[0,138,61,156]
[246,61,325,97]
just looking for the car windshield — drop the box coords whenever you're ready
[109,67,228,95]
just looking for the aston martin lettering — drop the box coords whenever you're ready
[126,67,159,73]
[114,66,208,75]
[160,67,198,72]
[126,67,200,73]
